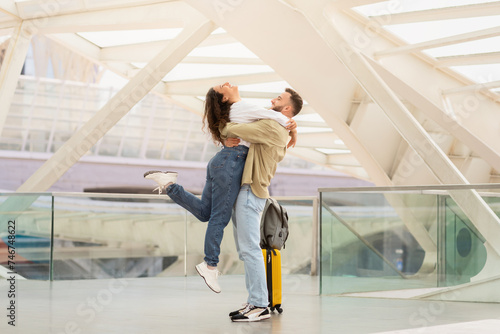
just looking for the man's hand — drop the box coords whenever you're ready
[286,118,297,131]
[287,129,297,149]
[224,137,241,147]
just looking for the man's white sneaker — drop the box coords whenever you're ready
[144,171,178,194]
[195,262,221,293]
[231,305,271,322]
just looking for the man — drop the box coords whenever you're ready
[223,88,303,322]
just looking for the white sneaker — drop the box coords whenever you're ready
[229,303,250,317]
[195,262,221,293]
[231,305,271,322]
[144,170,178,194]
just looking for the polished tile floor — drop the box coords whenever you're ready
[1,275,500,333]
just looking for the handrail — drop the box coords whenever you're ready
[319,183,500,193]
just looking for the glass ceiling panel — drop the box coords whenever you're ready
[424,36,500,58]
[450,64,500,83]
[78,28,182,48]
[383,16,500,44]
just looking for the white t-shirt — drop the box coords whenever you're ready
[229,100,289,147]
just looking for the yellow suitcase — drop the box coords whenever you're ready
[262,248,283,313]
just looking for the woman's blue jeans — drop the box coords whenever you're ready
[166,145,248,267]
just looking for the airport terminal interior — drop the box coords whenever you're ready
[1,0,500,333]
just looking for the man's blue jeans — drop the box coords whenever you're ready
[232,185,268,308]
[166,145,248,267]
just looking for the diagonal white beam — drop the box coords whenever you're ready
[375,26,500,58]
[366,56,500,173]
[17,19,216,192]
[370,2,500,25]
[0,21,32,136]
[435,51,500,67]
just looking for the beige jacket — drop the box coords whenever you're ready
[221,119,288,198]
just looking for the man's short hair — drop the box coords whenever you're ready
[285,88,303,116]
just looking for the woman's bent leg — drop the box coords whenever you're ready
[166,166,213,222]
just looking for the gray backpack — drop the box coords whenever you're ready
[260,198,289,250]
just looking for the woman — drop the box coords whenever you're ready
[144,82,296,293]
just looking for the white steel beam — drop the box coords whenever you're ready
[31,2,192,33]
[375,26,500,58]
[0,21,32,136]
[435,52,500,67]
[17,19,216,192]
[370,2,500,25]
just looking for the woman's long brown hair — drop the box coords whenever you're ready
[203,88,232,145]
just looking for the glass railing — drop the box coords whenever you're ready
[319,184,500,302]
[0,192,317,281]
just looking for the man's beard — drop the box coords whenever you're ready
[271,105,283,112]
